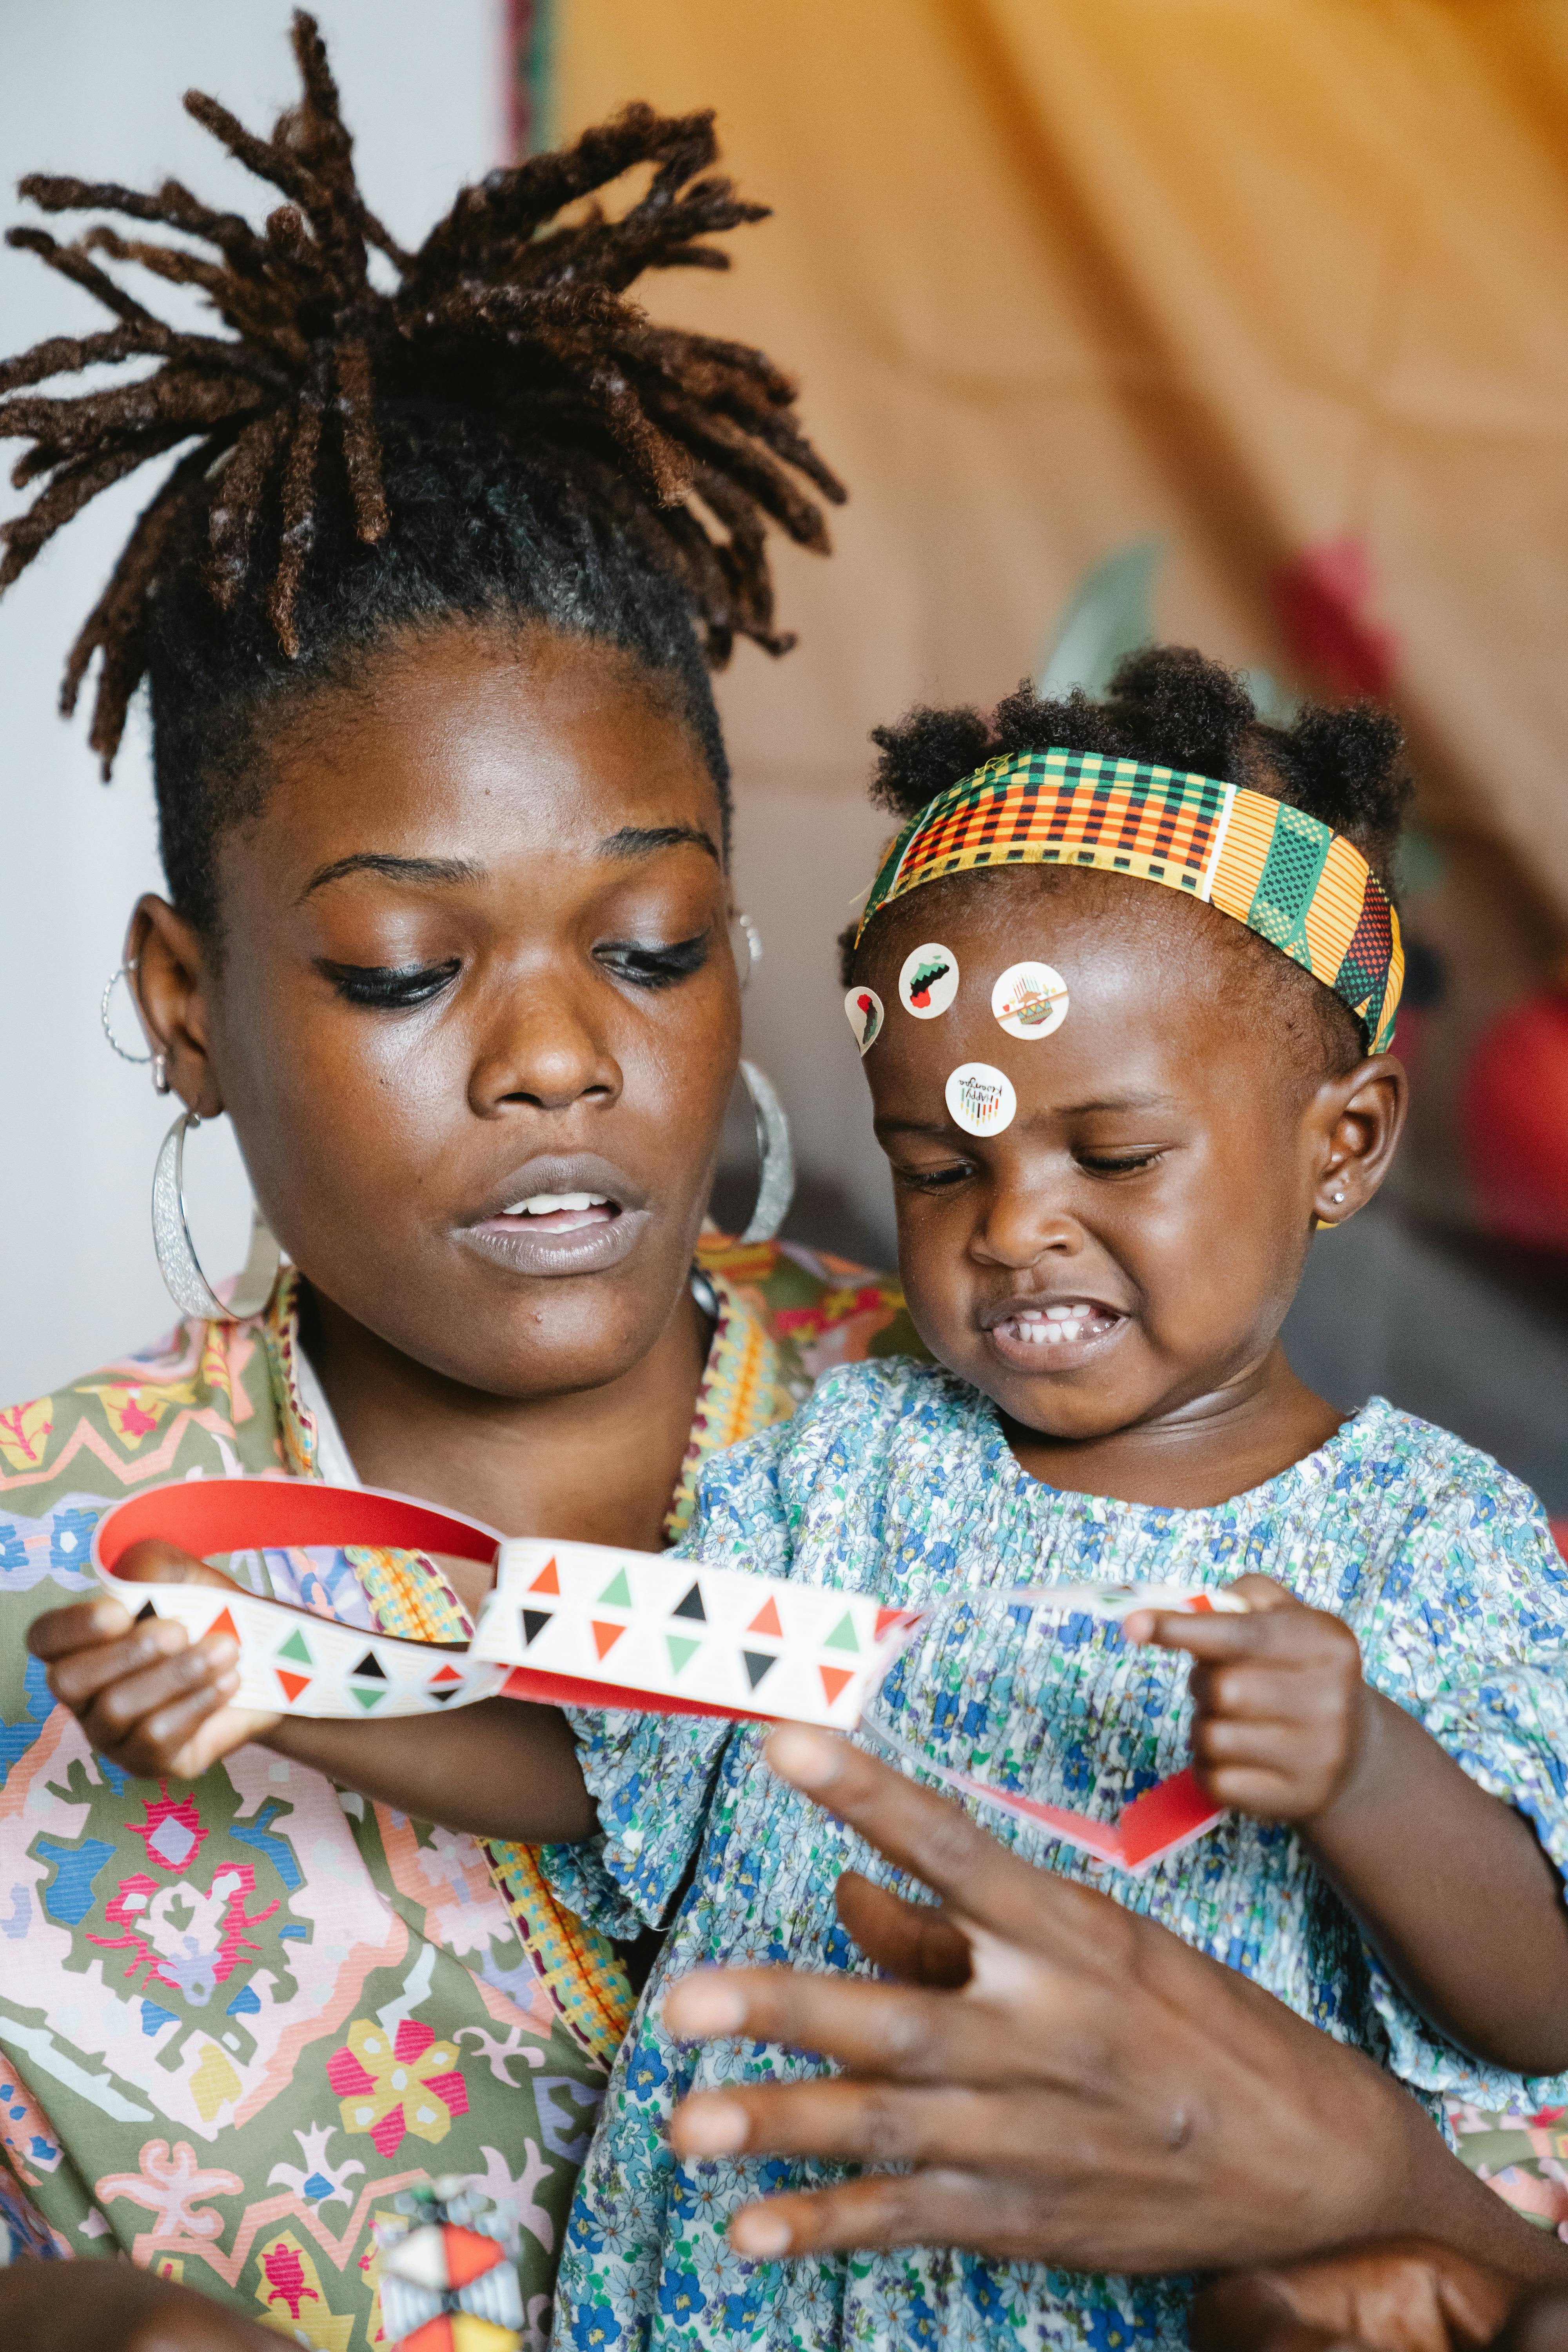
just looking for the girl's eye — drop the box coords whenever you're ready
[595,933,711,991]
[317,958,461,1009]
[895,1162,974,1194]
[1077,1151,1164,1177]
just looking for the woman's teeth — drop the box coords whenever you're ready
[1001,1303,1111,1347]
[502,1192,609,1216]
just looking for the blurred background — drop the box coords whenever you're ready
[1,1,1564,1510]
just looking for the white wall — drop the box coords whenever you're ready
[0,2,503,1403]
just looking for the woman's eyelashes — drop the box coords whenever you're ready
[595,932,711,990]
[317,957,461,1009]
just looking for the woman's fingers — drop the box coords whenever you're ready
[833,1870,972,1988]
[762,1726,1107,1955]
[663,1962,1035,2086]
[34,1613,188,1701]
[725,2167,1053,2263]
[672,2077,1057,2170]
[76,1638,238,1755]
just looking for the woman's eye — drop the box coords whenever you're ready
[317,958,461,1009]
[596,933,711,991]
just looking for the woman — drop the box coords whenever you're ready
[0,18,906,2340]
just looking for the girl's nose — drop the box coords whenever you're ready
[971,1184,1083,1269]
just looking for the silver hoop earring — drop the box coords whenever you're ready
[152,1110,283,1322]
[737,1059,794,1244]
[101,961,152,1065]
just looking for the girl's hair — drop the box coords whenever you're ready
[842,645,1411,1069]
[0,14,843,931]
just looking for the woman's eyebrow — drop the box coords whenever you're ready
[597,823,720,865]
[300,851,482,899]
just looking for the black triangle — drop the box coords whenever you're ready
[350,1650,388,1681]
[671,1583,706,1623]
[134,1600,158,1624]
[522,1609,553,1648]
[428,1685,460,1703]
[742,1650,777,1691]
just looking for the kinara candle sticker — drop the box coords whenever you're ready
[844,986,884,1054]
[992,960,1069,1040]
[945,1061,1017,1136]
[898,942,960,1019]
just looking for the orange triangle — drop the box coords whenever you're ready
[428,1662,463,1686]
[592,1620,626,1661]
[207,1606,239,1646]
[874,1607,910,1644]
[818,1664,854,1707]
[746,1596,782,1639]
[276,1669,311,1704]
[528,1557,560,1595]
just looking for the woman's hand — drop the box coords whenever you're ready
[27,1540,279,1781]
[1192,2241,1562,2352]
[1126,1573,1369,1822]
[662,1728,1568,2285]
[0,2258,280,2350]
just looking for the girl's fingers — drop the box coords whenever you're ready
[114,1538,234,1587]
[26,1597,134,1660]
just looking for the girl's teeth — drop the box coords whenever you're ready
[503,1192,608,1216]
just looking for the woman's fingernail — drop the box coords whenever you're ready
[201,1636,239,1669]
[674,2098,748,2154]
[765,1724,842,1791]
[662,1973,747,2036]
[731,2209,791,2257]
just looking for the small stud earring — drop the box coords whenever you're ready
[1330,1187,1347,1204]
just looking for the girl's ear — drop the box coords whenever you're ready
[1306,1053,1408,1229]
[127,895,224,1118]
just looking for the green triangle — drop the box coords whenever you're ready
[665,1634,701,1676]
[276,1627,313,1665]
[597,1567,633,1609]
[350,1684,387,1711]
[823,1611,860,1654]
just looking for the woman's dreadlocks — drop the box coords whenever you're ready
[0,13,844,927]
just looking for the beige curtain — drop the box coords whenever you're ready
[555,1,1568,1234]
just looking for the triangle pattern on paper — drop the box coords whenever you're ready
[746,1597,782,1639]
[592,1620,626,1661]
[528,1557,560,1595]
[671,1582,706,1623]
[352,1686,387,1711]
[742,1650,777,1691]
[276,1669,311,1704]
[428,1685,461,1704]
[597,1567,633,1609]
[350,1650,388,1681]
[521,1609,553,1649]
[207,1607,239,1646]
[428,1663,463,1686]
[666,1634,701,1676]
[134,1600,158,1624]
[819,1664,854,1706]
[276,1626,313,1666]
[875,1607,910,1643]
[823,1612,860,1655]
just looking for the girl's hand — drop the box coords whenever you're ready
[1192,2239,1530,2352]
[1125,1573,1371,1824]
[27,1540,280,1781]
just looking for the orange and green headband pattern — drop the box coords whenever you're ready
[855,747,1404,1055]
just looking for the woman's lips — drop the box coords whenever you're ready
[460,1189,651,1277]
[984,1299,1126,1370]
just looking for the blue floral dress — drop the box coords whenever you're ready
[542,1359,1568,2351]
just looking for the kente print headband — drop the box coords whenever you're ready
[854,747,1404,1054]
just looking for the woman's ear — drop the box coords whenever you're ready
[1306,1053,1408,1228]
[127,895,224,1118]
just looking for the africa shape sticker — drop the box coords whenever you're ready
[844,986,884,1054]
[898,943,959,1020]
[946,1061,1017,1136]
[992,961,1069,1040]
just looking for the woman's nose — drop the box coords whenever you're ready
[467,975,622,1118]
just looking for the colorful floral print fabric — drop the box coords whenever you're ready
[0,1235,913,2344]
[545,1357,1568,2352]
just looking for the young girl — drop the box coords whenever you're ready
[48,650,1568,2347]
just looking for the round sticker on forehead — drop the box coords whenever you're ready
[946,1061,1018,1137]
[992,961,1069,1040]
[899,943,960,1020]
[844,987,884,1054]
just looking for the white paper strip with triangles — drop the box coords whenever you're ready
[472,1540,921,1733]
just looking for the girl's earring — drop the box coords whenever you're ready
[152,1108,283,1322]
[737,1059,794,1244]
